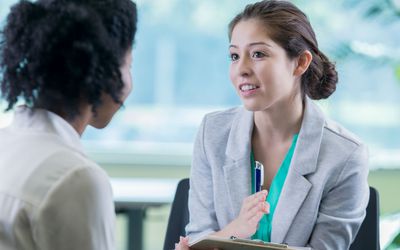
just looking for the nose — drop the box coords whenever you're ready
[236,55,252,78]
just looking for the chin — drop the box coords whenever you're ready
[242,102,266,112]
[90,123,106,129]
[90,119,111,129]
[242,97,276,112]
[243,105,258,112]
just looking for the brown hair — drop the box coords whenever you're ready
[228,0,338,100]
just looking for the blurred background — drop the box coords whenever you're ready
[1,0,399,249]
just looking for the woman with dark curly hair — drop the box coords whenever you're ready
[0,0,137,249]
[177,1,369,249]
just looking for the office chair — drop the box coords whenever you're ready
[163,178,190,250]
[350,186,380,250]
[163,179,380,250]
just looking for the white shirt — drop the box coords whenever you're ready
[0,107,115,250]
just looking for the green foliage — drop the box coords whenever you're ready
[387,232,400,249]
[395,64,400,85]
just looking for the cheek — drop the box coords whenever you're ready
[229,65,236,85]
[259,64,280,82]
[120,66,132,100]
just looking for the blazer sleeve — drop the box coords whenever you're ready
[33,167,116,250]
[308,143,370,249]
[185,116,219,241]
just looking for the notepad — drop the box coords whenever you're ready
[189,235,296,250]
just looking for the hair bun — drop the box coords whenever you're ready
[318,58,338,99]
[305,51,338,100]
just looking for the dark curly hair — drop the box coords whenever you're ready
[229,0,338,100]
[0,0,137,120]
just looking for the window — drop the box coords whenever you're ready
[1,0,399,169]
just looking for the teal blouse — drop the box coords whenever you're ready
[251,134,299,242]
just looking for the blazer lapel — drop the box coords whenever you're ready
[223,108,254,217]
[271,97,326,243]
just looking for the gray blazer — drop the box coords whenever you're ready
[186,97,369,250]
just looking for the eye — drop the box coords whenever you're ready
[230,53,239,61]
[252,51,266,59]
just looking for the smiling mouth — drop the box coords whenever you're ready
[239,84,259,91]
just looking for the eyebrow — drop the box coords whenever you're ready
[229,42,273,49]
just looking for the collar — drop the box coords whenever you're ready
[225,96,326,175]
[10,106,84,153]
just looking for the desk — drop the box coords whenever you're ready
[112,178,179,250]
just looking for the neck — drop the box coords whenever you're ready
[253,94,304,141]
[64,106,92,136]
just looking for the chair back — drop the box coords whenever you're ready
[350,186,380,250]
[163,178,190,250]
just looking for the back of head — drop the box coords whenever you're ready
[0,0,137,120]
[229,0,338,100]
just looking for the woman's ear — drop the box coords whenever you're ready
[294,50,312,76]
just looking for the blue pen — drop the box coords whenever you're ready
[255,161,264,192]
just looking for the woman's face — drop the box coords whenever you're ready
[229,19,301,112]
[89,49,133,128]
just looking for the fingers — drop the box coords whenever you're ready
[245,201,269,220]
[175,236,190,250]
[248,210,264,226]
[247,202,270,228]
[264,201,270,213]
[250,190,268,201]
[242,190,267,209]
[175,242,189,250]
[180,236,189,244]
[231,191,270,238]
[241,190,268,212]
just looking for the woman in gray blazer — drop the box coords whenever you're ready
[177,1,369,249]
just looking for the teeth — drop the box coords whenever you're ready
[240,84,257,91]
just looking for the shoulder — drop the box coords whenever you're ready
[323,118,363,147]
[201,106,246,133]
[301,100,368,184]
[301,109,369,201]
[33,149,112,209]
[306,99,366,158]
[325,119,369,170]
[50,165,112,201]
[198,106,248,145]
[44,146,109,188]
[306,99,365,153]
[31,158,115,249]
[317,118,369,188]
[322,118,367,158]
[0,131,108,208]
[203,106,243,124]
[34,162,113,221]
[45,153,111,198]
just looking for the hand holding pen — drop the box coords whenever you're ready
[213,189,270,239]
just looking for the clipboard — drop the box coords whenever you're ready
[189,235,296,250]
